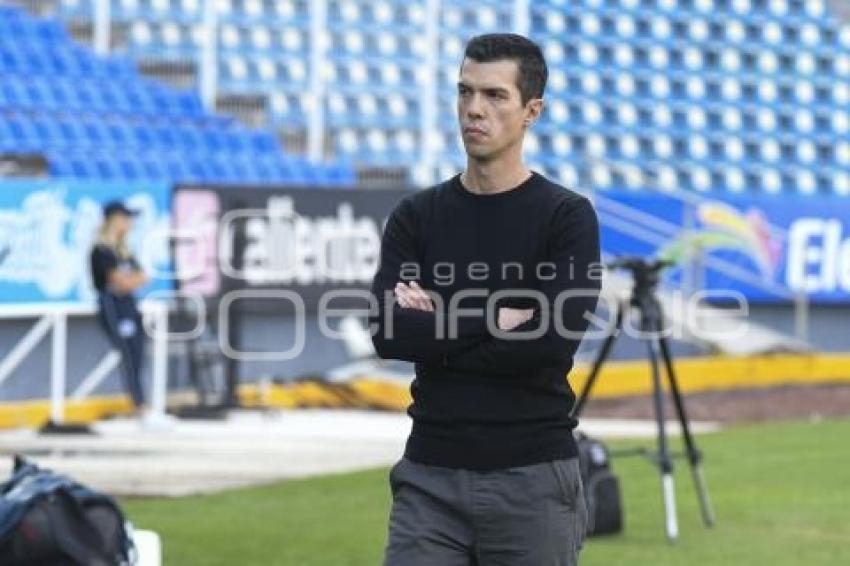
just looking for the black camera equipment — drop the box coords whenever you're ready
[570,256,715,542]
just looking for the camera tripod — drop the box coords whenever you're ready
[570,257,716,542]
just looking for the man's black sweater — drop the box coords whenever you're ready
[370,171,602,471]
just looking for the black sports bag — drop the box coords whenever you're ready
[0,454,136,565]
[574,431,624,536]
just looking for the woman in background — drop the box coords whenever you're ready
[90,200,150,419]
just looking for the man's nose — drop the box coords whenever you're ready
[465,93,484,119]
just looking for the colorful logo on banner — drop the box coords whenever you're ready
[0,181,172,304]
[659,201,783,280]
[602,191,850,303]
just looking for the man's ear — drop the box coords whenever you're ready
[524,98,544,126]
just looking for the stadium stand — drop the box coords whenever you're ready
[0,3,355,186]
[522,0,850,196]
[4,0,850,194]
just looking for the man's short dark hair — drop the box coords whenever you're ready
[463,33,548,105]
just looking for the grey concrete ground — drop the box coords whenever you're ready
[0,409,719,498]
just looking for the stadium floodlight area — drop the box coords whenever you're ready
[4,0,849,193]
[0,4,355,186]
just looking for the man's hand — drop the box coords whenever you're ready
[107,269,149,294]
[394,282,533,330]
[394,281,434,312]
[498,307,534,331]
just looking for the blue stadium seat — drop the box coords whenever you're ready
[248,130,279,153]
[138,155,169,180]
[72,155,100,179]
[152,125,178,149]
[173,125,202,149]
[131,124,156,147]
[0,79,22,108]
[0,119,15,152]
[80,120,108,147]
[102,121,131,147]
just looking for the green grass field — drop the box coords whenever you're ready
[121,418,850,565]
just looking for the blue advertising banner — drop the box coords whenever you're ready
[0,180,172,304]
[1,179,844,306]
[599,191,850,304]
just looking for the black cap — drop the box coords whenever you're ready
[103,200,139,219]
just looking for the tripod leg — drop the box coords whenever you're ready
[657,334,716,528]
[647,335,679,542]
[571,302,625,418]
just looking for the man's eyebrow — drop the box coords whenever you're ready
[457,82,510,94]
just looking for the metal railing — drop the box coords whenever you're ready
[0,301,170,425]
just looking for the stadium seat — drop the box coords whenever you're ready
[0,6,355,185]
[13,0,847,191]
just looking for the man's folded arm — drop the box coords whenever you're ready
[369,199,488,363]
[444,198,602,376]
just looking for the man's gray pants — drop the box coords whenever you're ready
[382,456,588,565]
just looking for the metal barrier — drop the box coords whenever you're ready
[0,300,170,426]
